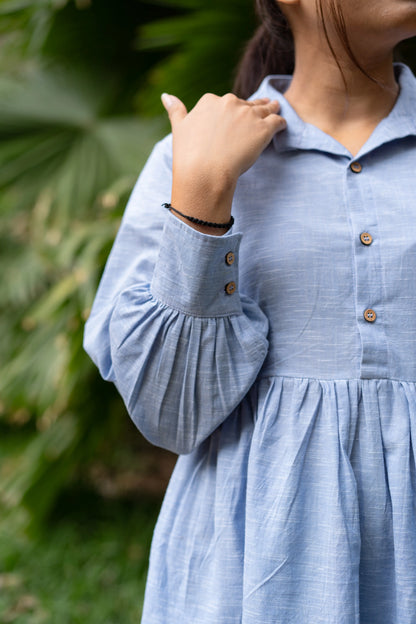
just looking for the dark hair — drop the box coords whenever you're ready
[232,0,372,99]
[233,0,294,99]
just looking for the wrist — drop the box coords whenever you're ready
[171,176,236,216]
[163,204,234,236]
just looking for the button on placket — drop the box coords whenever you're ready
[346,157,388,376]
[360,232,373,246]
[364,308,376,322]
[350,161,362,174]
[360,233,376,321]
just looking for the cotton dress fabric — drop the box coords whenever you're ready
[84,63,416,623]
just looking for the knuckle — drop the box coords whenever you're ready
[272,117,287,131]
[200,92,216,103]
[222,92,238,105]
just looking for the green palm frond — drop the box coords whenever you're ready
[0,65,167,413]
[0,66,167,210]
[135,0,257,111]
[0,0,67,67]
[0,60,170,533]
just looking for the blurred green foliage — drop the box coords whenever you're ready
[0,487,160,622]
[1,0,416,540]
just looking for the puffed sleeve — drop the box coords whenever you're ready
[83,133,269,454]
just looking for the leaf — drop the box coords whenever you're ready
[134,0,257,112]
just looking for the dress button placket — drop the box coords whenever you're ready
[346,159,389,377]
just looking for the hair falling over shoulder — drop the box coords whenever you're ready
[232,0,294,100]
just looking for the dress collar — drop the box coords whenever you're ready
[250,63,416,158]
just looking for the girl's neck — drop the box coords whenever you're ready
[283,46,400,156]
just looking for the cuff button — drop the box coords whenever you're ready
[225,281,236,295]
[225,251,235,266]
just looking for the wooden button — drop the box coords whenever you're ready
[360,232,373,245]
[225,281,236,295]
[225,252,235,266]
[363,308,376,322]
[350,162,362,173]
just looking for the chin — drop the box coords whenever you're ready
[398,30,416,43]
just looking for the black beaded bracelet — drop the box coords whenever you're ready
[162,203,234,229]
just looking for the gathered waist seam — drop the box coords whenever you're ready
[256,373,416,384]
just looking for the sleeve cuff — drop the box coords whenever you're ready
[151,209,243,317]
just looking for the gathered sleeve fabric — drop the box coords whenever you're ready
[83,134,269,454]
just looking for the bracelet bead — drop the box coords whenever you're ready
[162,203,234,230]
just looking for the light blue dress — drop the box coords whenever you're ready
[84,62,416,623]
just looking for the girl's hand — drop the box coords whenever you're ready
[161,91,286,234]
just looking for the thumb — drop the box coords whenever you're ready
[161,93,187,127]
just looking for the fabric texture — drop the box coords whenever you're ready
[83,63,416,623]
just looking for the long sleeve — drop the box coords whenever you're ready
[83,133,269,454]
